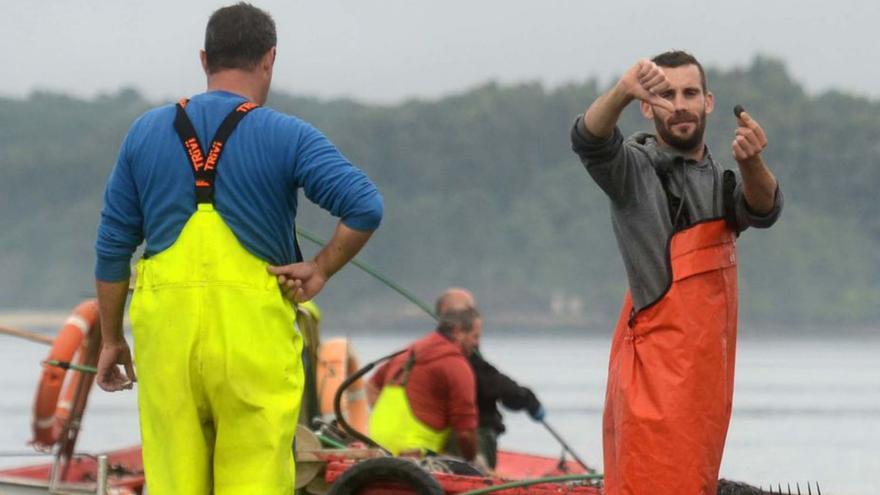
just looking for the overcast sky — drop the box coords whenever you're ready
[2,0,878,103]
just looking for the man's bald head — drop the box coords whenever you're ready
[435,287,475,314]
[435,288,481,357]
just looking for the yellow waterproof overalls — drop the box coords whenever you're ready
[368,351,450,455]
[130,99,304,494]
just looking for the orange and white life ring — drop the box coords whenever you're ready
[31,299,100,449]
[316,338,369,434]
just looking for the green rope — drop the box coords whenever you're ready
[457,473,604,495]
[295,227,438,321]
[297,227,603,493]
[43,360,97,374]
[42,229,435,376]
[316,433,347,450]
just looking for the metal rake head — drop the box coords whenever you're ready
[761,481,823,495]
[717,479,824,495]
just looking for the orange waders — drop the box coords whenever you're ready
[603,219,738,495]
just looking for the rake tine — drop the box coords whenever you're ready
[807,482,812,495]
[778,483,783,494]
[816,482,821,495]
[796,482,801,495]
[788,482,792,494]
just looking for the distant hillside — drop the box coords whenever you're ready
[1,56,878,327]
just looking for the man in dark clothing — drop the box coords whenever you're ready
[469,349,544,468]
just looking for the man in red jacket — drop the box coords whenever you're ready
[435,289,546,468]
[367,290,480,460]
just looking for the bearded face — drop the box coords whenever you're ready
[653,108,707,154]
[641,64,714,155]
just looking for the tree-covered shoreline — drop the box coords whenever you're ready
[2,57,878,327]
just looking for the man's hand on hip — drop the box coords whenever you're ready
[269,260,328,303]
[268,221,374,303]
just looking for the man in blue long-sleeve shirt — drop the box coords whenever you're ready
[94,4,382,493]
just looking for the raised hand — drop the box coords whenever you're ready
[732,107,768,166]
[731,105,777,214]
[619,59,675,113]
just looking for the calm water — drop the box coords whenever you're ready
[1,328,878,494]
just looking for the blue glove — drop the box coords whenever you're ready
[528,405,546,422]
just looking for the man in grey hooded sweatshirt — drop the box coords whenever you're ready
[570,50,782,495]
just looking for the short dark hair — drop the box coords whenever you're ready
[651,50,707,91]
[204,3,276,74]
[436,307,480,337]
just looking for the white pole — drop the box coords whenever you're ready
[95,455,108,495]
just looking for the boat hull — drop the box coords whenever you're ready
[0,446,598,495]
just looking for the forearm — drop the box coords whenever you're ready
[584,83,634,138]
[500,384,539,411]
[487,366,531,410]
[454,429,478,461]
[95,279,129,345]
[738,156,778,215]
[312,221,374,279]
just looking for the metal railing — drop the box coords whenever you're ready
[46,454,108,495]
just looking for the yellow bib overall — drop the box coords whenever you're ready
[369,386,450,455]
[368,352,450,455]
[130,99,304,494]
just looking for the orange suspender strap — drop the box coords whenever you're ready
[173,98,259,204]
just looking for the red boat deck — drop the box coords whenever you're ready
[0,446,144,493]
[0,447,600,494]
[324,449,601,495]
